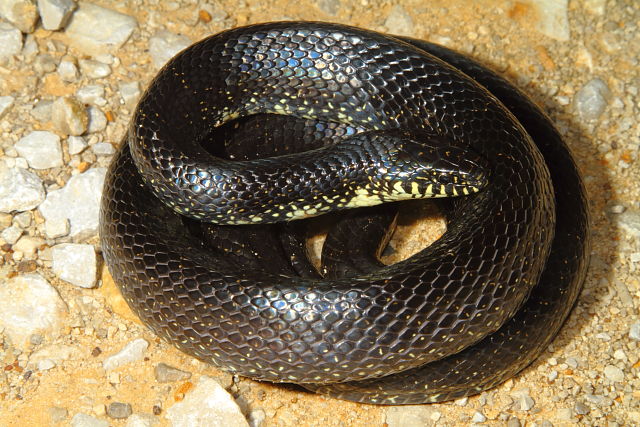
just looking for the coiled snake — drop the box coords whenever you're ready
[100,22,590,404]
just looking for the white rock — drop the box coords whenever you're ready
[51,96,89,136]
[0,273,68,349]
[37,0,76,30]
[15,131,63,169]
[79,58,111,79]
[125,414,158,427]
[76,84,106,106]
[0,164,46,213]
[13,211,32,228]
[68,135,88,155]
[102,338,149,371]
[13,235,44,257]
[30,99,53,122]
[0,95,15,119]
[531,0,570,41]
[38,167,106,239]
[618,209,640,238]
[583,0,606,15]
[65,2,137,55]
[58,58,80,82]
[1,225,22,244]
[87,105,107,133]
[118,81,141,108]
[573,78,611,121]
[52,243,97,288]
[45,217,70,239]
[603,365,624,382]
[0,21,23,60]
[472,411,487,423]
[71,413,109,427]
[166,376,249,427]
[0,0,38,33]
[149,30,191,69]
[91,142,114,156]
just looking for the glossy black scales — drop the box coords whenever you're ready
[100,22,590,404]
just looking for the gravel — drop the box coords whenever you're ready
[15,131,63,169]
[0,21,22,60]
[37,0,76,30]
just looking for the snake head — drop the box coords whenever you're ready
[373,132,489,200]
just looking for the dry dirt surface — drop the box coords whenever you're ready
[1,0,639,426]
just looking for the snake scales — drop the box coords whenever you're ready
[99,22,590,404]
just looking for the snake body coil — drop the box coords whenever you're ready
[100,22,590,404]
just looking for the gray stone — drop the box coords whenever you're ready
[248,409,265,427]
[0,95,14,119]
[51,243,97,288]
[573,78,611,121]
[154,363,192,383]
[166,376,249,427]
[107,402,132,419]
[34,53,57,73]
[531,0,570,41]
[91,142,115,156]
[0,273,68,349]
[37,0,76,30]
[51,96,89,136]
[574,401,590,415]
[58,58,80,82]
[0,164,45,213]
[603,365,624,382]
[629,321,640,341]
[103,338,149,370]
[86,105,107,133]
[0,0,38,33]
[65,2,137,55]
[512,389,535,411]
[68,135,88,155]
[506,417,521,427]
[38,167,106,239]
[79,58,111,79]
[149,30,191,69]
[384,5,413,37]
[76,84,106,106]
[1,225,22,245]
[15,130,63,169]
[71,413,109,427]
[0,21,23,60]
[118,81,141,108]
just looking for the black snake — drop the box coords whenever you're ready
[99,22,590,404]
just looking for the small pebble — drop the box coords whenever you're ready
[51,243,97,288]
[248,408,266,427]
[506,417,521,427]
[0,0,39,33]
[472,411,486,423]
[49,406,69,423]
[1,225,23,245]
[573,78,611,121]
[91,142,115,156]
[154,363,192,383]
[0,165,44,213]
[574,401,590,415]
[30,100,53,122]
[102,338,149,371]
[107,402,133,419]
[79,59,112,79]
[37,0,76,30]
[15,131,64,169]
[125,414,158,427]
[603,365,624,382]
[119,81,141,108]
[51,96,89,136]
[87,106,108,133]
[77,85,107,106]
[0,21,23,60]
[556,407,573,421]
[68,136,89,155]
[45,218,70,239]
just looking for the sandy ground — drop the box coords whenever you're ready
[1,0,639,426]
